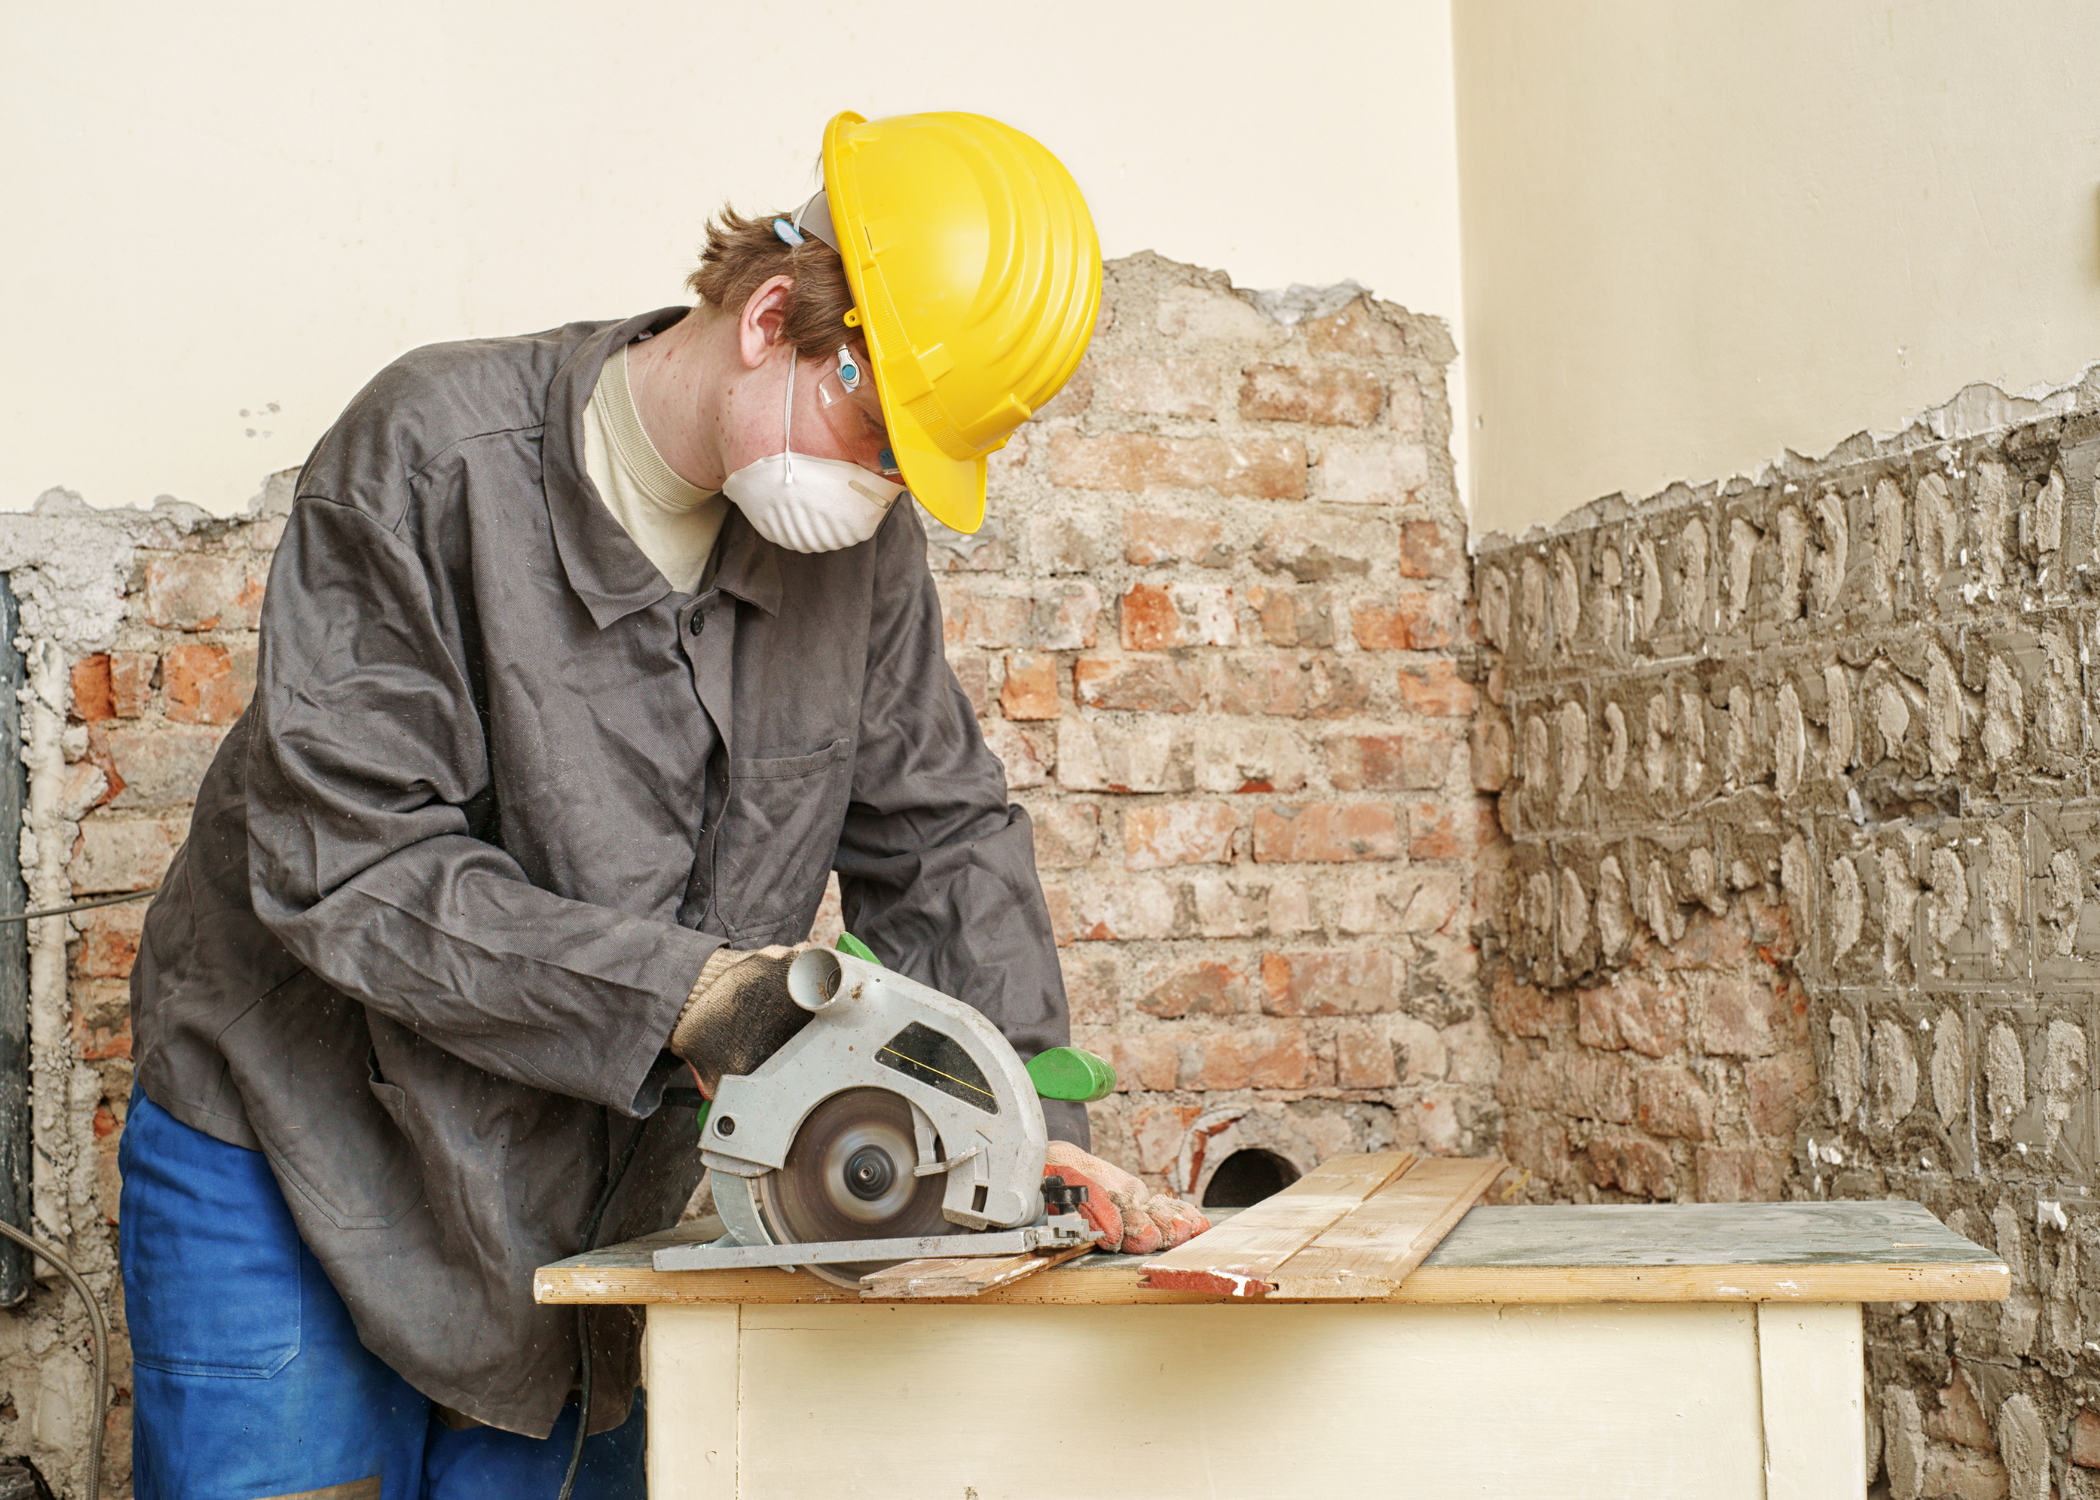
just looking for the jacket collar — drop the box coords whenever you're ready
[542,307,781,627]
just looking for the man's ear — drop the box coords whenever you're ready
[738,276,796,370]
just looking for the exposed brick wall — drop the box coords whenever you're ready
[943,253,1491,1196]
[1474,378,2100,1498]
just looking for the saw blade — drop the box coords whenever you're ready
[755,1087,955,1287]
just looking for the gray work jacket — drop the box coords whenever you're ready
[130,307,1081,1438]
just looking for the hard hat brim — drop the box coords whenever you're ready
[889,420,987,535]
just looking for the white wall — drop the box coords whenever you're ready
[1455,0,2100,537]
[3,0,1463,516]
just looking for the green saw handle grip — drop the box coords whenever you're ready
[1027,1046,1117,1103]
[835,932,880,964]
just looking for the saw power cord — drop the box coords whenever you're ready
[557,1118,649,1500]
[0,1217,108,1500]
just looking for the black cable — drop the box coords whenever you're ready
[0,1218,108,1500]
[556,1118,650,1500]
[0,888,160,925]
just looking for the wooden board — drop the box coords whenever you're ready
[1266,1156,1506,1300]
[858,1241,1093,1299]
[1758,1303,1867,1500]
[1137,1150,1416,1297]
[535,1197,2008,1307]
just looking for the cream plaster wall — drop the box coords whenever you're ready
[1455,0,2100,538]
[3,0,1463,516]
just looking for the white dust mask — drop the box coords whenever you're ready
[721,349,906,553]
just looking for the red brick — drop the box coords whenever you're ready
[1252,514,1387,582]
[1586,1134,1676,1199]
[1059,952,1119,1027]
[1033,582,1100,650]
[70,818,175,894]
[1700,977,1807,1057]
[1328,732,1450,792]
[1694,1146,1785,1202]
[1252,801,1402,863]
[1110,1033,1179,1092]
[1395,660,1476,717]
[1070,880,1178,942]
[1138,959,1247,1019]
[1490,973,1562,1039]
[1400,519,1463,580]
[1745,1051,1815,1139]
[1036,360,1093,420]
[1193,723,1309,795]
[71,1004,131,1062]
[1041,883,1076,946]
[1119,582,1235,650]
[1351,594,1460,650]
[1208,653,1375,720]
[1566,1053,1637,1122]
[949,654,990,716]
[940,585,1032,648]
[1073,655,1203,713]
[1238,364,1384,426]
[1180,1029,1309,1090]
[1260,949,1397,1016]
[1636,1066,1714,1140]
[164,641,255,725]
[1303,299,1406,359]
[1123,511,1232,569]
[982,721,1046,788]
[1000,653,1061,720]
[1926,1366,1994,1452]
[1336,1023,1399,1088]
[1095,356,1222,419]
[1048,432,1306,500]
[1317,442,1429,505]
[109,651,156,717]
[1405,799,1495,862]
[1244,585,1334,648]
[70,655,114,723]
[1031,802,1100,869]
[1124,801,1239,870]
[104,725,222,810]
[141,553,267,631]
[72,902,144,979]
[1575,976,1686,1059]
[2072,1409,2100,1468]
[1129,1101,1202,1174]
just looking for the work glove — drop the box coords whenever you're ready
[1044,1141,1211,1256]
[668,944,813,1094]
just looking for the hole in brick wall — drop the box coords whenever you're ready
[1200,1149,1300,1209]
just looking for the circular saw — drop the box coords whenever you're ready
[654,942,1115,1287]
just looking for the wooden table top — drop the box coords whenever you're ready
[535,1198,2008,1307]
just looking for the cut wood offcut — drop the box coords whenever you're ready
[1141,1152,1506,1300]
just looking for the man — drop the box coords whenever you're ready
[118,110,1206,1499]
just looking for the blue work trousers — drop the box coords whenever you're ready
[118,1092,645,1500]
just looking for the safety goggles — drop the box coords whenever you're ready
[805,344,899,477]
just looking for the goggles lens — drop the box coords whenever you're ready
[808,344,897,476]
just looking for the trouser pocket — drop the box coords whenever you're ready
[119,1093,302,1377]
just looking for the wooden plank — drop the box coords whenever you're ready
[532,1198,2011,1307]
[1137,1150,1416,1297]
[1268,1156,1506,1300]
[1758,1303,1867,1500]
[858,1241,1094,1299]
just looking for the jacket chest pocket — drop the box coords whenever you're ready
[712,737,852,942]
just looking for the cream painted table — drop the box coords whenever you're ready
[538,1201,2006,1500]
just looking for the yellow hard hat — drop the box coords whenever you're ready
[813,111,1102,535]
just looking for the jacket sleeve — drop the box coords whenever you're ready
[832,504,1089,1147]
[245,490,716,1115]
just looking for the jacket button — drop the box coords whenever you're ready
[688,614,704,636]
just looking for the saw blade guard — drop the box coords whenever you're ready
[701,948,1050,1232]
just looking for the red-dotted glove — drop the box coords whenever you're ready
[1044,1142,1211,1256]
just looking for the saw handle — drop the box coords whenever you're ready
[1026,1046,1117,1103]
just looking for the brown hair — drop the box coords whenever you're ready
[685,206,858,359]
